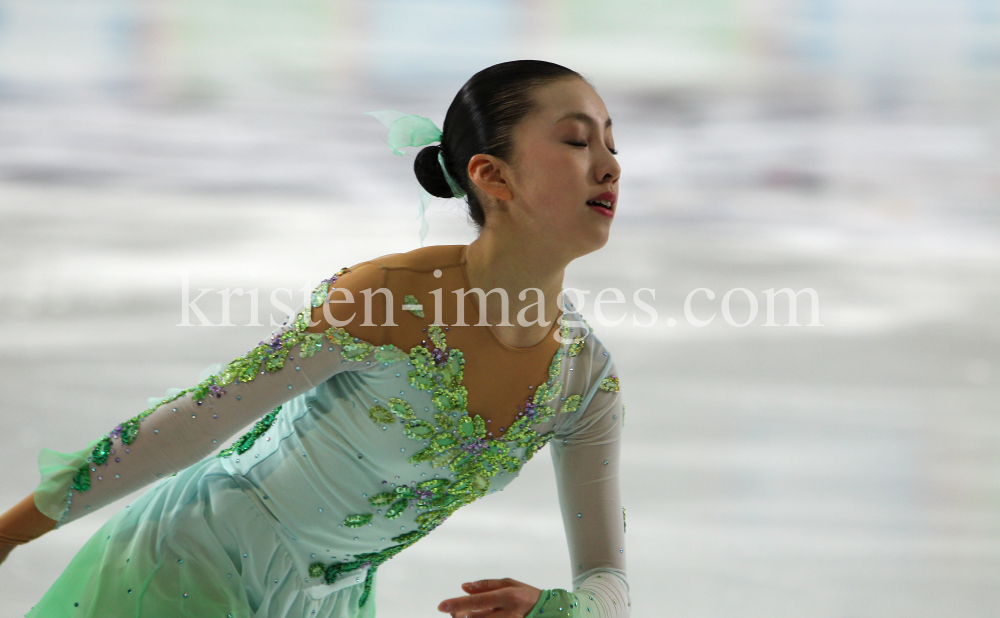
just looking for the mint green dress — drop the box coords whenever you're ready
[26,268,629,618]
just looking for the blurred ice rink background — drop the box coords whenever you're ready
[1,1,999,616]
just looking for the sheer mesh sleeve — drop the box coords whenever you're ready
[31,262,397,529]
[525,356,630,618]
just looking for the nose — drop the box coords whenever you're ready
[597,152,620,185]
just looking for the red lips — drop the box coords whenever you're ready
[589,191,616,207]
[586,191,616,218]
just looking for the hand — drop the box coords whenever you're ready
[0,543,14,567]
[438,578,542,618]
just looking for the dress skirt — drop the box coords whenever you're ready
[25,456,378,618]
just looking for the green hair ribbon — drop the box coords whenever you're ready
[364,110,466,246]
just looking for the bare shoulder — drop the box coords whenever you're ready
[304,260,387,344]
[302,245,465,345]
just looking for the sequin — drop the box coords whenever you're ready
[306,319,574,608]
[311,268,350,308]
[70,284,412,491]
[388,397,415,421]
[216,406,283,458]
[562,395,582,414]
[368,405,394,425]
[402,294,425,317]
[599,375,620,392]
[66,273,617,612]
[559,314,590,357]
[343,513,373,528]
[374,345,408,364]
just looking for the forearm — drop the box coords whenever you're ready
[0,492,58,546]
[542,353,630,618]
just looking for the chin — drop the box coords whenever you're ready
[574,225,611,258]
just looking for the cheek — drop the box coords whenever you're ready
[523,152,582,201]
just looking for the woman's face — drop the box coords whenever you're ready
[472,77,620,258]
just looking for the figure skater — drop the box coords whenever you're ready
[0,59,628,618]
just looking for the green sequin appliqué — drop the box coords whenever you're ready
[343,513,373,528]
[562,395,582,414]
[308,320,577,608]
[216,406,282,458]
[599,375,620,392]
[70,267,407,492]
[559,314,589,357]
[402,294,425,317]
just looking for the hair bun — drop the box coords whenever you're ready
[413,145,457,199]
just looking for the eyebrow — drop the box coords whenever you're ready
[556,111,612,129]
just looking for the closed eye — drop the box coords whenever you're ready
[567,141,619,155]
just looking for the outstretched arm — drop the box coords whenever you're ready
[0,263,390,557]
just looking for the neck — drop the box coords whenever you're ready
[463,227,568,346]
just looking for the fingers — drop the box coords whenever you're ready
[439,580,536,617]
[461,578,515,593]
[439,588,503,615]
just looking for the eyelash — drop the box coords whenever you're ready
[568,142,618,155]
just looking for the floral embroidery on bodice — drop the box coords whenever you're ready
[55,245,616,612]
[295,314,579,606]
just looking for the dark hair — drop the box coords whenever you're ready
[413,60,590,230]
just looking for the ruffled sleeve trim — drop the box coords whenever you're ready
[34,437,104,527]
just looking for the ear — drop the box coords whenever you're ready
[467,154,513,203]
